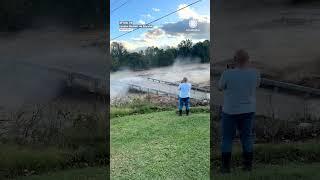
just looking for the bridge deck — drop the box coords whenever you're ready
[213,66,320,96]
[14,61,108,95]
[127,78,209,100]
[146,77,210,93]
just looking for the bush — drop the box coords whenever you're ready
[111,95,210,118]
[111,97,175,118]
[1,103,106,148]
[0,101,108,178]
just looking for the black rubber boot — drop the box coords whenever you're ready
[179,110,182,116]
[221,152,231,174]
[242,152,253,171]
[186,109,189,116]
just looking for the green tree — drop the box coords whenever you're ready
[126,52,145,70]
[192,40,210,63]
[110,42,128,71]
[110,39,210,71]
[178,39,193,57]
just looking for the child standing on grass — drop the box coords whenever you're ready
[178,77,191,116]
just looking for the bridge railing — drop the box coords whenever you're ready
[146,77,210,93]
[12,60,108,96]
[213,67,320,97]
[67,72,107,95]
[261,78,320,96]
[128,83,209,100]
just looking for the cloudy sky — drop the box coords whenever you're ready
[110,0,210,51]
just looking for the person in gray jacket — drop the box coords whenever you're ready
[218,49,261,173]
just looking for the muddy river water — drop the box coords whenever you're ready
[111,63,319,120]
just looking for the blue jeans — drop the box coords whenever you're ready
[221,112,255,153]
[178,97,190,110]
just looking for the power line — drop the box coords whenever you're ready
[110,0,118,6]
[111,0,202,40]
[111,0,131,14]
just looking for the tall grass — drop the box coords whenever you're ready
[111,95,209,118]
[0,100,108,178]
[212,141,320,169]
[0,143,107,178]
[211,114,320,145]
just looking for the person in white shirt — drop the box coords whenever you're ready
[178,77,191,116]
[218,49,261,173]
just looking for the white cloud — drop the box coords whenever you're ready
[138,20,146,24]
[112,3,210,52]
[111,29,180,51]
[116,29,206,52]
[161,19,210,39]
[110,40,137,51]
[113,32,206,52]
[152,8,160,12]
[141,14,154,19]
[144,28,165,40]
[177,4,210,23]
[113,20,209,51]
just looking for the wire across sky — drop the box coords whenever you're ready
[111,0,202,41]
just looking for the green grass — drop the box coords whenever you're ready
[0,144,107,178]
[111,111,210,179]
[212,142,320,167]
[13,145,320,180]
[212,142,320,179]
[214,163,320,180]
[111,105,209,118]
[13,167,108,180]
[110,105,173,118]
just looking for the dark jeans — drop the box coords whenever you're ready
[221,112,255,153]
[178,97,190,110]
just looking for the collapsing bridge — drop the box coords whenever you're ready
[15,61,320,102]
[11,61,108,96]
[121,77,210,101]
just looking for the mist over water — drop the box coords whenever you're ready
[0,28,105,109]
[212,0,320,119]
[214,0,320,79]
[110,60,210,99]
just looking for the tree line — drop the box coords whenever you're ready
[111,39,210,71]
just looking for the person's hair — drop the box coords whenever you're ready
[234,49,249,65]
[182,77,188,83]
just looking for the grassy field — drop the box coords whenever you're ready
[111,110,210,179]
[212,142,320,167]
[0,144,107,179]
[7,98,320,180]
[13,167,108,180]
[214,163,320,180]
[19,164,313,180]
